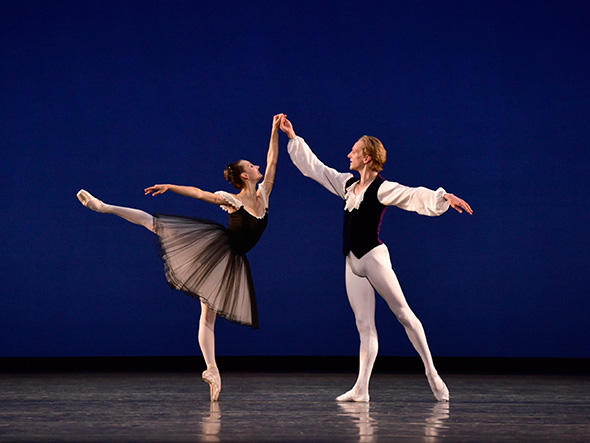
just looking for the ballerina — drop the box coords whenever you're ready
[77,113,283,401]
[280,116,473,402]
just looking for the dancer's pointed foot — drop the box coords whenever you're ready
[426,372,450,402]
[76,189,106,212]
[336,388,369,402]
[202,367,222,402]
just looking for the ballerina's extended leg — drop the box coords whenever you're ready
[76,189,155,232]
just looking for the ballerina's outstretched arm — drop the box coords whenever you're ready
[144,184,227,206]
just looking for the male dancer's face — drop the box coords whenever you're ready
[347,141,369,171]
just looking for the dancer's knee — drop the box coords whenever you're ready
[395,307,418,329]
[146,216,156,233]
[200,303,216,326]
[355,318,378,349]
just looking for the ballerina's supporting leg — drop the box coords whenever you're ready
[199,302,221,401]
[76,189,155,233]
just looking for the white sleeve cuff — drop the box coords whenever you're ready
[434,187,451,213]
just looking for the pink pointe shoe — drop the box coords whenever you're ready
[76,189,106,212]
[202,368,222,402]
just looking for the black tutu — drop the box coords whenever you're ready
[154,214,259,328]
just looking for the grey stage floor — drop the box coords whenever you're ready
[1,372,589,441]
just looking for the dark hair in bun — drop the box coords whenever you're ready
[224,161,245,189]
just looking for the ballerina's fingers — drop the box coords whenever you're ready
[145,185,168,196]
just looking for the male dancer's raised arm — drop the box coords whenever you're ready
[280,117,352,199]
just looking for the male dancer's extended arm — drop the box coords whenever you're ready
[280,117,352,198]
[377,181,473,215]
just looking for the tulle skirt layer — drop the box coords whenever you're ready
[154,214,259,328]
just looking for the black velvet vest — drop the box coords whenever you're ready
[342,176,387,258]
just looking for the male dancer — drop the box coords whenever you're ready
[280,116,473,402]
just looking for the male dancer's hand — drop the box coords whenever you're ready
[444,193,473,214]
[280,115,296,139]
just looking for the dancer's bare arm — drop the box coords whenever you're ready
[144,184,226,206]
[261,113,283,196]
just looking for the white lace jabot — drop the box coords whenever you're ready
[344,180,380,212]
[343,180,367,212]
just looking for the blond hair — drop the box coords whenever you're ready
[359,135,387,172]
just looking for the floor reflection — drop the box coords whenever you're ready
[337,402,377,443]
[424,402,450,440]
[337,401,450,442]
[200,401,221,442]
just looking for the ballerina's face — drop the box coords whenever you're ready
[240,160,263,183]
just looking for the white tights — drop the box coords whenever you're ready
[340,244,443,401]
[100,202,156,233]
[198,301,218,369]
[80,191,218,370]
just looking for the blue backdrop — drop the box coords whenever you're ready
[2,1,589,358]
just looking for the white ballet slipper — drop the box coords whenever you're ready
[336,388,370,402]
[202,367,222,402]
[76,189,105,212]
[426,372,450,402]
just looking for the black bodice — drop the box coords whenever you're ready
[343,175,387,258]
[228,207,269,254]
